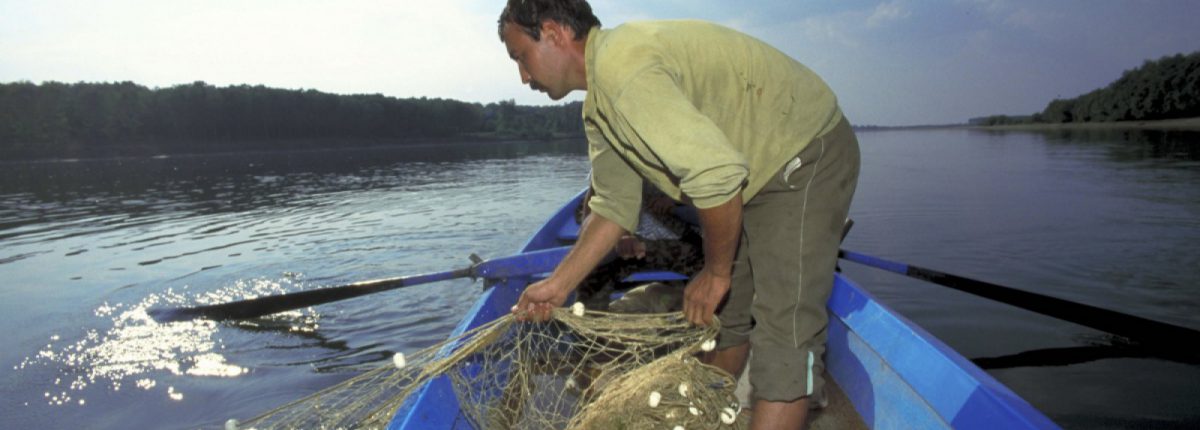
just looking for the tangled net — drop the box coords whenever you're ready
[235,306,748,429]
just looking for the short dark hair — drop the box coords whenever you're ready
[498,0,601,42]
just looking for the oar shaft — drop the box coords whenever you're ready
[149,246,572,323]
[838,249,1200,348]
[154,268,473,322]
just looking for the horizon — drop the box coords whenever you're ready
[2,1,1199,126]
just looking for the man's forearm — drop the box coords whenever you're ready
[551,212,626,289]
[696,194,743,276]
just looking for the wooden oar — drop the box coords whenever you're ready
[148,246,571,323]
[838,249,1200,351]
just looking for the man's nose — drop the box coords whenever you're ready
[518,65,531,84]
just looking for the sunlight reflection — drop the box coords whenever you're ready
[16,276,320,406]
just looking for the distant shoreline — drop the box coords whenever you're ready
[0,134,585,163]
[855,116,1200,132]
[971,116,1200,132]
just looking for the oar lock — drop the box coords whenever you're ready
[468,253,485,282]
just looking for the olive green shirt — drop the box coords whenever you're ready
[582,20,843,232]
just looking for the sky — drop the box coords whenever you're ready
[2,0,1198,126]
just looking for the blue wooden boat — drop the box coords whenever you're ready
[387,192,1060,429]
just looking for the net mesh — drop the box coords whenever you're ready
[235,308,747,429]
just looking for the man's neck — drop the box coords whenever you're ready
[568,32,590,91]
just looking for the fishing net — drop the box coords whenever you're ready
[233,306,747,429]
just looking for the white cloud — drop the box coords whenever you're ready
[791,11,865,49]
[803,18,856,48]
[867,1,911,28]
[955,0,1048,30]
[0,0,530,104]
[957,0,1009,16]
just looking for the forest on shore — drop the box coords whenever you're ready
[975,50,1199,126]
[7,49,1196,160]
[0,81,583,160]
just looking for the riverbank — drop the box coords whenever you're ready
[973,116,1200,132]
[0,133,585,163]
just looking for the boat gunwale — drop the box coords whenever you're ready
[828,273,1059,429]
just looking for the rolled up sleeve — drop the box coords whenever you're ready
[586,127,643,233]
[609,66,748,209]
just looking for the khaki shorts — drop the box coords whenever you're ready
[716,116,860,402]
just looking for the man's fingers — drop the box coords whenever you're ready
[682,290,697,325]
[686,300,703,326]
[704,300,719,326]
[519,304,532,321]
[512,300,527,321]
[527,303,551,323]
[512,299,544,323]
[693,305,711,326]
[683,295,719,327]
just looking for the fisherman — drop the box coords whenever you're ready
[500,1,860,428]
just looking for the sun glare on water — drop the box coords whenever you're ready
[15,276,320,406]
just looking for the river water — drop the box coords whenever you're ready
[1,130,1197,429]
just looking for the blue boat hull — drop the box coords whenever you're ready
[389,192,1059,429]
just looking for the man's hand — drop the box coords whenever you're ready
[511,210,628,323]
[646,196,676,215]
[686,193,743,327]
[513,277,571,322]
[615,235,646,259]
[683,267,732,326]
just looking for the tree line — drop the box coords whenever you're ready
[975,50,1199,126]
[0,81,584,159]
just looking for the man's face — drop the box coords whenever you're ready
[502,22,571,100]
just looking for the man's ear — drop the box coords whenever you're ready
[541,20,570,45]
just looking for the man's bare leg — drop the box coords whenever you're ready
[707,343,810,429]
[704,342,750,376]
[752,398,809,430]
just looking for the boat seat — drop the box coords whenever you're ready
[556,217,580,241]
[622,271,689,283]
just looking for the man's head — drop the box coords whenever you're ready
[497,0,600,43]
[498,0,599,100]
